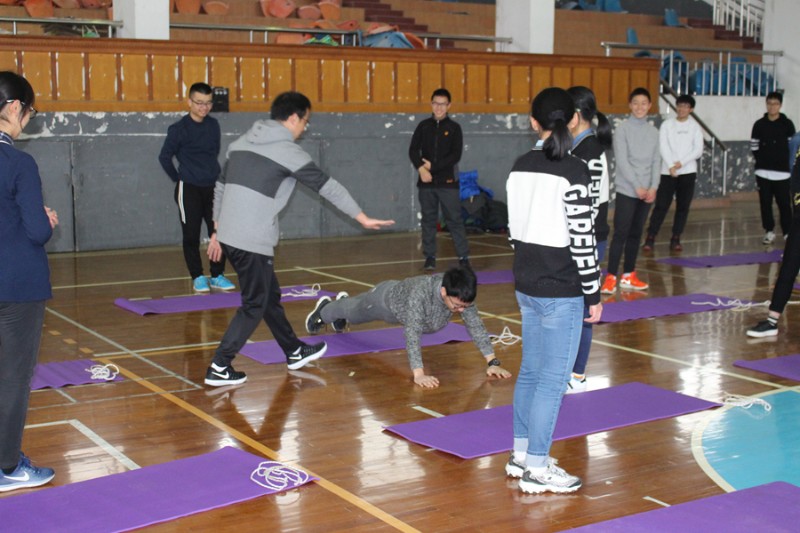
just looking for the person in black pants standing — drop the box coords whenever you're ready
[159,82,235,293]
[409,88,470,271]
[747,152,800,337]
[750,91,795,245]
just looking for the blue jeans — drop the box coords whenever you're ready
[513,293,583,468]
[573,240,607,375]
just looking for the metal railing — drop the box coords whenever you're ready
[0,15,121,37]
[170,22,363,46]
[660,81,730,195]
[601,42,782,97]
[713,0,764,42]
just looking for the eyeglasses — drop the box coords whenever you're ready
[300,116,310,131]
[431,101,450,107]
[4,99,36,118]
[446,294,473,312]
[190,99,213,108]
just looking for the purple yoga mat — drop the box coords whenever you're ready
[383,382,719,459]
[600,293,746,323]
[657,249,783,268]
[0,447,315,532]
[476,270,514,285]
[115,286,336,316]
[30,359,124,390]
[572,482,800,532]
[734,354,800,382]
[240,322,472,365]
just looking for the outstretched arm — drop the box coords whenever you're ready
[355,212,395,230]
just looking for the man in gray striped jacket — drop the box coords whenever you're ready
[204,91,394,387]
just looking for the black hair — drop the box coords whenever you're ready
[189,82,213,96]
[531,87,575,161]
[442,266,477,303]
[0,71,35,119]
[270,91,312,121]
[766,91,783,104]
[431,88,451,103]
[629,87,651,102]
[675,94,695,108]
[567,85,612,148]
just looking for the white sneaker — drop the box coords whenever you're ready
[762,231,776,244]
[519,458,582,494]
[565,374,587,394]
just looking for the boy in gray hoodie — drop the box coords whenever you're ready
[602,87,661,294]
[204,92,394,387]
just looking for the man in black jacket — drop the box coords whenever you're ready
[750,91,796,244]
[409,88,469,271]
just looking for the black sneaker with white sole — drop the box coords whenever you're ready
[331,291,349,333]
[306,296,332,334]
[287,342,327,370]
[747,319,778,338]
[204,363,247,387]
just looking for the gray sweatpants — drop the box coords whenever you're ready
[320,281,399,325]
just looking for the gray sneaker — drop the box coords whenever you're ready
[505,453,525,478]
[518,459,582,494]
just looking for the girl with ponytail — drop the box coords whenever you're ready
[564,85,612,394]
[504,87,602,494]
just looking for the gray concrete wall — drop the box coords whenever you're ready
[17,110,753,253]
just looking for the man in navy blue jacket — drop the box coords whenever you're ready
[159,82,235,293]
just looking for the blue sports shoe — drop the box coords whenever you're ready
[209,275,235,291]
[0,453,55,492]
[193,276,210,293]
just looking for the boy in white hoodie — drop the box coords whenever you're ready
[643,95,704,252]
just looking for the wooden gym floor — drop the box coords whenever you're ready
[5,201,798,532]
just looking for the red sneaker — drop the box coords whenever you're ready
[620,271,648,291]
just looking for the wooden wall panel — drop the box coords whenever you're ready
[419,63,442,102]
[55,52,85,101]
[181,55,209,97]
[487,65,508,104]
[320,59,345,104]
[371,61,395,104]
[295,59,320,102]
[346,60,370,103]
[239,57,265,103]
[21,51,53,102]
[572,67,592,89]
[120,55,149,101]
[88,54,118,102]
[396,62,418,104]
[266,58,293,101]
[592,68,611,108]
[0,50,16,71]
[509,65,530,105]
[465,64,486,104]
[151,55,179,102]
[630,68,649,92]
[2,37,661,114]
[552,66,572,89]
[611,68,630,108]
[443,63,464,103]
[210,56,237,96]
[531,66,551,98]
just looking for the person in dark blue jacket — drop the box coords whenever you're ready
[0,71,58,493]
[159,82,235,293]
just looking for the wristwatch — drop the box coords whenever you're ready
[487,358,501,367]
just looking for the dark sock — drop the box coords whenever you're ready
[2,466,16,475]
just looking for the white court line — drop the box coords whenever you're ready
[53,388,78,404]
[412,405,445,418]
[95,340,219,358]
[642,496,671,507]
[591,339,784,388]
[45,308,200,390]
[27,419,140,470]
